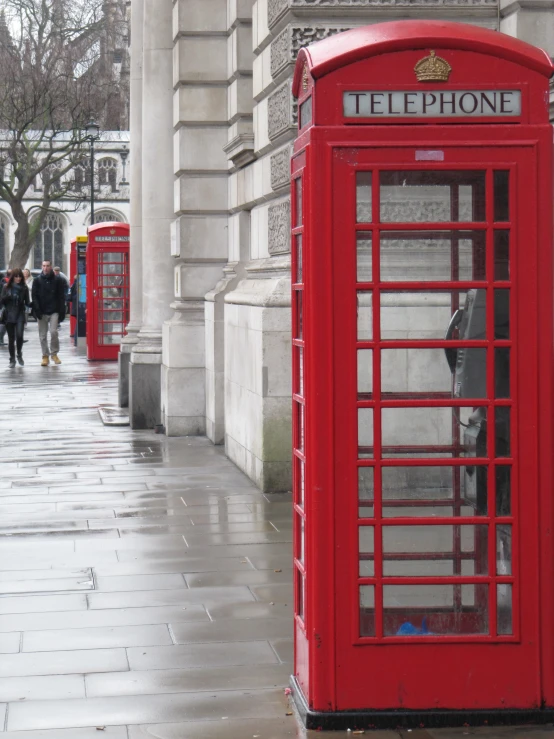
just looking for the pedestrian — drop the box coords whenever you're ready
[0,269,11,347]
[22,269,34,323]
[32,260,66,366]
[23,269,33,292]
[54,267,70,314]
[0,268,31,367]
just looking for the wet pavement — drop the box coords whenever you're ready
[0,326,551,738]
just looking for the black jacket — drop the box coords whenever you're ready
[0,283,30,324]
[32,271,66,319]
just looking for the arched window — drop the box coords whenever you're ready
[33,213,65,270]
[97,157,118,192]
[94,210,125,224]
[0,214,8,268]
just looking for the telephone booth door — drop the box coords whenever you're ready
[290,20,554,727]
[332,143,540,710]
[69,239,77,338]
[86,223,130,361]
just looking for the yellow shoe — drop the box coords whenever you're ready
[41,355,49,367]
[51,354,61,365]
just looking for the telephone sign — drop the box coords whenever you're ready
[290,20,554,728]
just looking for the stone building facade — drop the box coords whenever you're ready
[123,0,554,491]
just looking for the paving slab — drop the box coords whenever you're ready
[7,688,287,731]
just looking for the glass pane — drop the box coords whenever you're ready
[356,172,372,223]
[380,231,486,282]
[495,406,511,458]
[295,179,302,228]
[358,467,374,517]
[356,232,372,282]
[296,569,304,621]
[495,289,510,339]
[379,171,486,223]
[496,466,511,516]
[359,526,374,576]
[296,234,303,283]
[382,525,488,577]
[381,289,486,341]
[383,584,488,636]
[497,583,513,635]
[358,408,374,458]
[381,406,482,458]
[102,288,124,299]
[357,291,373,340]
[300,97,312,129]
[494,231,510,280]
[298,347,304,396]
[381,348,458,398]
[102,311,123,321]
[494,171,509,222]
[297,402,304,452]
[101,252,124,262]
[298,515,305,564]
[359,585,375,637]
[495,348,510,398]
[357,349,373,399]
[381,465,487,518]
[497,524,512,576]
[295,291,303,339]
[297,458,305,508]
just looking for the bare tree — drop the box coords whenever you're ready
[0,0,125,268]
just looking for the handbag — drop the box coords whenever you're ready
[0,305,5,325]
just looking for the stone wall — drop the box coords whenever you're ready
[124,0,554,490]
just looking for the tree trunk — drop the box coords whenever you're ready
[9,206,32,269]
[9,201,49,269]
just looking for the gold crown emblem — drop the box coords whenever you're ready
[414,50,452,83]
[110,228,116,235]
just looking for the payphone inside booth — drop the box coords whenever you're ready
[86,222,130,361]
[290,21,554,728]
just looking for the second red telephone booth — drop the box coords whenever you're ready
[290,20,554,727]
[86,222,130,361]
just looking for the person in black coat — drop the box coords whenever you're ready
[31,260,66,366]
[0,268,31,367]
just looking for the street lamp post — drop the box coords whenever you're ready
[84,120,100,225]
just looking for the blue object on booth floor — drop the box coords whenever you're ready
[396,618,432,635]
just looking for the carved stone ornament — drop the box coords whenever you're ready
[271,146,293,191]
[271,26,350,79]
[268,199,291,255]
[268,0,496,28]
[268,82,298,140]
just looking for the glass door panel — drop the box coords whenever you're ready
[332,144,539,710]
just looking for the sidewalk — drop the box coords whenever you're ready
[0,326,550,738]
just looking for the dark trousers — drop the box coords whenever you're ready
[6,318,24,360]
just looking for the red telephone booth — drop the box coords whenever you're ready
[291,21,554,727]
[69,238,77,338]
[86,222,130,361]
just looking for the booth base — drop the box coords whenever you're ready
[290,678,554,730]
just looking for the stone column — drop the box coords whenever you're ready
[128,0,175,429]
[500,0,554,56]
[162,0,229,436]
[118,0,143,407]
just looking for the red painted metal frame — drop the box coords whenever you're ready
[86,222,130,361]
[291,20,554,718]
[69,239,77,338]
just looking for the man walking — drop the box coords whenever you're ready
[32,260,66,366]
